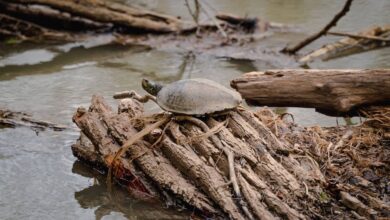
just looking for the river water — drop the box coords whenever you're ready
[0,0,389,219]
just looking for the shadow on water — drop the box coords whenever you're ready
[223,58,259,73]
[0,41,149,81]
[72,161,190,220]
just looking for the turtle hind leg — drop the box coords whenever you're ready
[113,90,157,104]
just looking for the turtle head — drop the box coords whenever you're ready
[142,79,163,96]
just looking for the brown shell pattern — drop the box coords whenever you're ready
[156,78,242,115]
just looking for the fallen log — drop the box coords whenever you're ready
[231,69,390,116]
[8,0,181,33]
[0,13,75,42]
[71,94,389,219]
[299,25,390,64]
[0,1,110,32]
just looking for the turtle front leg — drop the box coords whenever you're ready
[113,90,157,103]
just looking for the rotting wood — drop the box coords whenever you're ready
[216,13,261,32]
[72,94,389,219]
[73,96,218,215]
[327,31,390,42]
[299,25,390,63]
[8,0,181,33]
[0,108,67,131]
[231,69,390,116]
[0,13,75,42]
[0,1,109,31]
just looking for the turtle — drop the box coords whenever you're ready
[135,78,243,115]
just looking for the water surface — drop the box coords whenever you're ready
[0,0,389,219]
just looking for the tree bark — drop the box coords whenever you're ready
[71,94,389,219]
[231,69,390,116]
[0,107,67,131]
[6,0,182,33]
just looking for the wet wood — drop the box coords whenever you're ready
[0,108,67,131]
[0,1,109,31]
[7,0,181,33]
[327,31,390,42]
[216,13,260,32]
[71,94,389,219]
[231,69,390,116]
[0,13,74,42]
[299,25,390,63]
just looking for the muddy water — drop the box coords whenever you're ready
[0,0,389,219]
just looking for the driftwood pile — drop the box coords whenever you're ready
[72,95,389,219]
[0,0,268,43]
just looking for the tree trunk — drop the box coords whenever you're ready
[231,69,390,116]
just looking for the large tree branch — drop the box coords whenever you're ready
[281,0,354,54]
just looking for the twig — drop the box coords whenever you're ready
[107,115,171,192]
[327,31,390,42]
[302,181,309,196]
[128,121,173,163]
[184,0,200,26]
[173,116,241,198]
[183,119,227,144]
[334,129,354,151]
[221,140,241,198]
[197,0,227,38]
[216,180,232,189]
[281,0,354,54]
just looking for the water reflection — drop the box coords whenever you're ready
[72,161,190,220]
[0,44,148,81]
[223,58,258,73]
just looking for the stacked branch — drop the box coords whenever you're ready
[71,94,389,219]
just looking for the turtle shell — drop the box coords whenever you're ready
[156,78,242,115]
